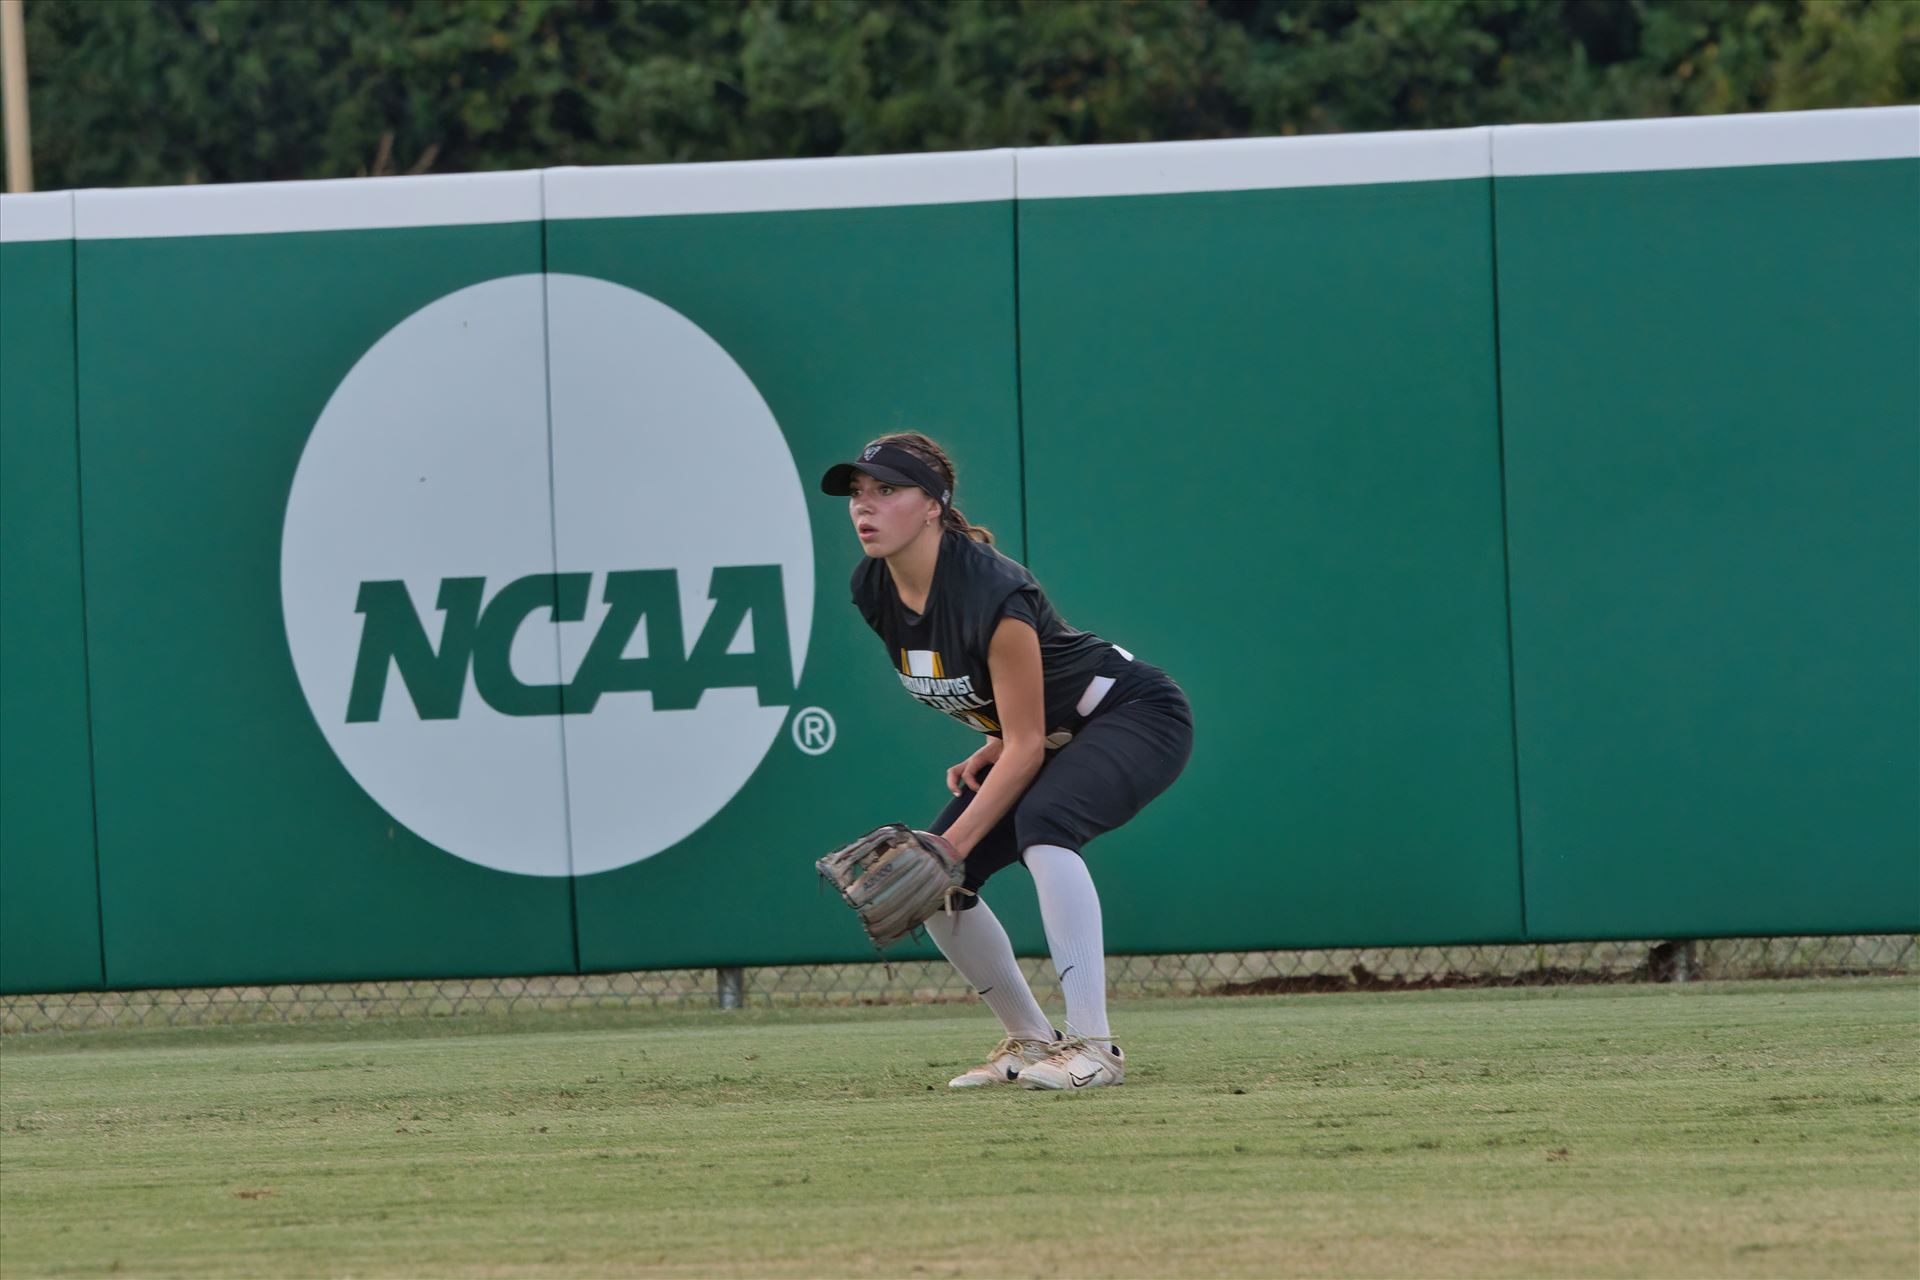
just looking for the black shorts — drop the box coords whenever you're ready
[929,660,1193,903]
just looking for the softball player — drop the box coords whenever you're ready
[819,431,1193,1090]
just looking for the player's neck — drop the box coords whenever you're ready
[885,525,944,615]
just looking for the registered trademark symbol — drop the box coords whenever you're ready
[790,707,836,756]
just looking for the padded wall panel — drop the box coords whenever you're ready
[74,177,576,986]
[1017,132,1525,950]
[545,155,1036,969]
[1495,112,1920,939]
[0,194,103,993]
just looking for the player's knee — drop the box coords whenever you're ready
[1013,817,1076,858]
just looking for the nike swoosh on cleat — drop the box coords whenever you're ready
[1071,1071,1098,1087]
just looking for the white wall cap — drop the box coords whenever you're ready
[0,191,76,242]
[27,107,1914,238]
[1494,106,1920,177]
[545,148,1015,219]
[1015,127,1492,200]
[74,170,543,240]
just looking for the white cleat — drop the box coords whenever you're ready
[947,1032,1062,1089]
[1018,1036,1124,1090]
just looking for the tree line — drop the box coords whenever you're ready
[13,0,1919,190]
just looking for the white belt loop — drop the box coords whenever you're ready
[1052,646,1136,744]
[1075,674,1117,718]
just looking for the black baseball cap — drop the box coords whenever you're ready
[818,441,952,510]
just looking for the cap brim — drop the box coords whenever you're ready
[819,460,922,495]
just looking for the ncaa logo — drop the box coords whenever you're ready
[281,275,814,877]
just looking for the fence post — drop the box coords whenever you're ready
[716,966,745,1009]
[1675,940,1697,983]
[1647,939,1697,983]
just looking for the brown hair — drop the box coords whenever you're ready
[868,430,995,545]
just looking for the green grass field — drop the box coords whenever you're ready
[2,978,1915,1278]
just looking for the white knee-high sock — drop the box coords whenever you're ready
[922,898,1053,1041]
[1025,844,1113,1048]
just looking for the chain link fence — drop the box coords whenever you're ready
[2,935,1911,1034]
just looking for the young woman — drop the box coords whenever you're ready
[819,431,1194,1090]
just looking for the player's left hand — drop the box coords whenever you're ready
[946,738,1004,795]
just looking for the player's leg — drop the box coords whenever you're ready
[928,910,1061,1087]
[924,777,1057,1085]
[1026,842,1114,1049]
[1012,674,1193,1089]
[1015,843,1127,1089]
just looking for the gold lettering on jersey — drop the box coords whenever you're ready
[897,674,975,697]
[895,650,993,728]
[897,673,990,712]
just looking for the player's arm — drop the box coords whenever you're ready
[939,616,1048,857]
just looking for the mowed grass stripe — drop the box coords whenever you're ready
[3,979,1915,1278]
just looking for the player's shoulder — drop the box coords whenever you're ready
[850,553,892,600]
[849,556,893,632]
[945,533,1043,625]
[948,530,1036,592]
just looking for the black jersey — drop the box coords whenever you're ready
[851,529,1131,739]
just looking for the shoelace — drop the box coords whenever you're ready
[1033,1033,1120,1070]
[1031,1036,1093,1068]
[969,1035,1053,1072]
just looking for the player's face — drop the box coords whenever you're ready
[848,471,938,558]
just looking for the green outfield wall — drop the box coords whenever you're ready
[1493,112,1920,941]
[70,176,577,988]
[0,107,1913,992]
[539,156,1031,971]
[1015,132,1524,951]
[0,193,103,992]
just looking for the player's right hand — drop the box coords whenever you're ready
[946,738,1004,796]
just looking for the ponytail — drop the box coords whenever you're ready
[942,505,994,545]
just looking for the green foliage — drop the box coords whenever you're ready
[12,0,1920,189]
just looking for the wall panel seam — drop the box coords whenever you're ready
[69,228,109,988]
[537,182,585,975]
[1011,162,1030,564]
[1486,138,1531,942]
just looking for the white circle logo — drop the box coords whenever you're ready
[282,274,813,876]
